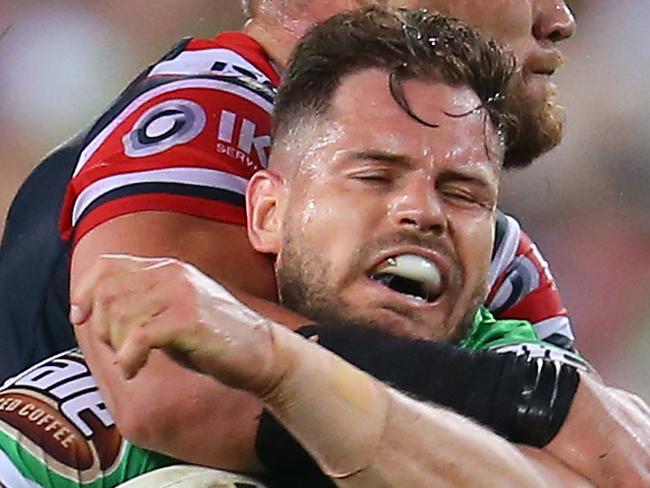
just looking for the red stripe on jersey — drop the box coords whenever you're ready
[71,194,246,247]
[517,232,555,285]
[486,270,508,306]
[61,32,276,244]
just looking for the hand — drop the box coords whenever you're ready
[70,254,282,394]
[546,372,650,487]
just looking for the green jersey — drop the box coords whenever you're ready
[463,308,589,371]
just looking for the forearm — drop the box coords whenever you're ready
[261,325,549,487]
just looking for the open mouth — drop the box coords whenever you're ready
[369,254,445,304]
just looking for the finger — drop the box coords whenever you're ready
[88,272,135,345]
[114,313,182,380]
[70,257,110,325]
[96,265,168,347]
[107,285,168,350]
[70,254,143,325]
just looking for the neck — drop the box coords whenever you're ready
[242,13,310,68]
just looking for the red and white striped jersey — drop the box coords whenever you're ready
[60,33,574,350]
[60,32,280,244]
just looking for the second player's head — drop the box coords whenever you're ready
[382,1,576,166]
[244,0,575,167]
[247,7,531,342]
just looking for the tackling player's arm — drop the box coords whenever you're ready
[65,70,307,470]
[79,257,589,487]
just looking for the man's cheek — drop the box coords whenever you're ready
[458,221,494,270]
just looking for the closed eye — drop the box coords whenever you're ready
[439,184,495,210]
[442,188,480,204]
[354,173,392,183]
[437,170,496,209]
[346,165,396,185]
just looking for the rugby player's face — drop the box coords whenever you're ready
[393,0,576,165]
[274,70,500,341]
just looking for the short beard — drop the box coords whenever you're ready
[276,233,366,330]
[277,231,481,344]
[504,72,565,169]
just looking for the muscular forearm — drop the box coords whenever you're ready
[74,254,649,486]
[216,320,551,487]
[79,256,548,486]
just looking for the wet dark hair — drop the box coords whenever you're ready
[273,6,525,166]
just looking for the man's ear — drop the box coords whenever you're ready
[246,170,285,254]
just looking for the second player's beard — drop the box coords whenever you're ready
[275,232,480,344]
[503,73,565,168]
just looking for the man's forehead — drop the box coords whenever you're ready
[323,69,501,169]
[332,70,488,141]
[333,69,482,119]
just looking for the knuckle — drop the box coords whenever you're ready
[94,284,115,308]
[171,297,198,324]
[130,327,152,349]
[108,305,130,329]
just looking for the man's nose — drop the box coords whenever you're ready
[533,0,576,43]
[388,179,447,235]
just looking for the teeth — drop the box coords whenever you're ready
[372,254,443,296]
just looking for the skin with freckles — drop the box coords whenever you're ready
[248,69,501,342]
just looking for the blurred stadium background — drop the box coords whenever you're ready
[0,1,648,401]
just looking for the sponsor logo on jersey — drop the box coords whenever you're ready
[0,350,125,483]
[123,99,207,158]
[217,109,271,168]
